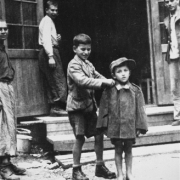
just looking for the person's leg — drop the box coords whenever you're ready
[169,59,180,126]
[94,134,116,179]
[114,140,124,180]
[73,136,85,167]
[124,140,133,180]
[68,111,89,180]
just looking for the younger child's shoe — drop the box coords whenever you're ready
[95,164,116,179]
[72,166,89,180]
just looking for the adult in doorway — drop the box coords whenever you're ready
[39,0,67,116]
[0,19,26,180]
[164,0,180,126]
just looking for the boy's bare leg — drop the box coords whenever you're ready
[124,141,133,180]
[94,133,103,162]
[114,140,124,180]
[94,134,116,179]
[73,136,85,166]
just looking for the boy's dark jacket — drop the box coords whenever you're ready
[96,83,148,139]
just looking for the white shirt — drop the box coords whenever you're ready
[115,83,130,90]
[170,13,179,59]
[39,15,59,57]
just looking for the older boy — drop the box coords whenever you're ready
[67,34,116,180]
[0,20,26,180]
[39,0,67,116]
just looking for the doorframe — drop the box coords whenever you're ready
[146,0,158,105]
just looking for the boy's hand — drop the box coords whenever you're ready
[136,129,141,137]
[102,79,115,88]
[57,34,61,42]
[48,57,56,68]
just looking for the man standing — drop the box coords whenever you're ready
[164,0,180,126]
[0,20,26,180]
[39,0,67,116]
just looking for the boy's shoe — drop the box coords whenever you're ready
[72,166,89,180]
[8,163,26,175]
[95,164,116,179]
[0,165,20,180]
[50,108,67,116]
[172,120,180,126]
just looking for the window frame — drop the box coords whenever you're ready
[0,0,44,59]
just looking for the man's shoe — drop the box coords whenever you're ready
[9,163,26,175]
[95,164,116,179]
[50,108,67,116]
[0,165,20,180]
[172,120,180,126]
[72,166,89,180]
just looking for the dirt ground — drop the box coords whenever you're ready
[11,151,180,180]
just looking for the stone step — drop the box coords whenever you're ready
[34,106,174,136]
[55,143,180,168]
[47,125,180,152]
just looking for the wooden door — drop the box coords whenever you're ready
[0,0,49,117]
[149,0,172,105]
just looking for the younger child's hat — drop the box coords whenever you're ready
[110,57,136,74]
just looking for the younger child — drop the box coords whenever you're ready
[67,34,116,180]
[97,57,148,180]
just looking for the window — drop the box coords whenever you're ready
[0,0,43,58]
[158,0,169,44]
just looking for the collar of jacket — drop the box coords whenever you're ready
[74,55,92,77]
[115,82,130,90]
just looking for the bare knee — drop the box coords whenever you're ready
[123,141,133,154]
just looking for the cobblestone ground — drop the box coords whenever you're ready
[11,152,180,180]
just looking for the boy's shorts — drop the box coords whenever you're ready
[111,138,135,145]
[68,109,98,138]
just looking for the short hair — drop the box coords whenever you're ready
[46,0,58,9]
[73,34,91,47]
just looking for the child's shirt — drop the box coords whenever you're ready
[39,15,59,57]
[0,46,15,83]
[66,55,105,112]
[97,82,148,139]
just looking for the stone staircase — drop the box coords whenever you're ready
[20,106,180,152]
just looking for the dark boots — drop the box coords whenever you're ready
[95,164,116,179]
[72,166,89,180]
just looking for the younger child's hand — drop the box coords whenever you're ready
[136,129,141,137]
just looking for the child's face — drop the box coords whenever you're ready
[73,44,91,61]
[0,21,8,41]
[46,5,58,20]
[113,65,130,84]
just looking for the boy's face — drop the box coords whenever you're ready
[0,21,8,41]
[46,5,58,19]
[73,44,91,61]
[166,0,179,12]
[113,65,130,84]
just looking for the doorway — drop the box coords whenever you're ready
[44,0,151,104]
